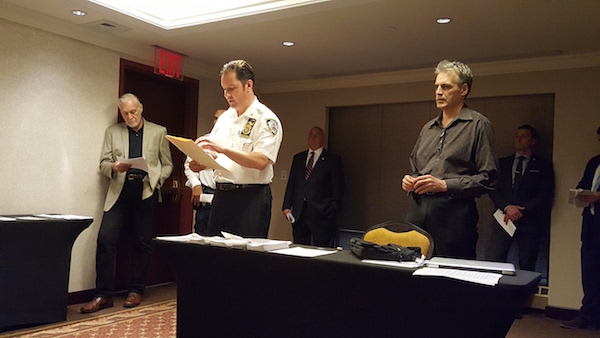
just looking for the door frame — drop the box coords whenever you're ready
[119,59,198,233]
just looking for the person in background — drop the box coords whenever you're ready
[183,109,225,235]
[81,93,173,313]
[561,126,600,330]
[487,124,555,271]
[189,60,283,238]
[401,59,498,259]
[282,126,345,247]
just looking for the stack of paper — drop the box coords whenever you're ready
[156,232,292,252]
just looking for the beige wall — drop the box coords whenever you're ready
[261,66,600,311]
[2,15,598,312]
[0,18,221,293]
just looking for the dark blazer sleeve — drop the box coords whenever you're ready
[282,152,306,211]
[520,156,554,217]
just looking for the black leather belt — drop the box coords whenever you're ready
[127,173,146,181]
[215,183,267,191]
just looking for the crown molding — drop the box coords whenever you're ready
[259,52,600,94]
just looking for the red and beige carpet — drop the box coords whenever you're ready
[1,301,176,338]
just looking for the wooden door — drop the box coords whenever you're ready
[115,59,198,291]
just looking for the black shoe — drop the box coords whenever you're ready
[560,317,590,329]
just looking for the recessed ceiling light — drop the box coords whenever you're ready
[436,18,451,24]
[283,41,295,47]
[72,10,87,16]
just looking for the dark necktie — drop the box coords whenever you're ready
[514,156,525,189]
[305,151,315,181]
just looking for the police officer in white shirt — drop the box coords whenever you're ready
[189,60,283,238]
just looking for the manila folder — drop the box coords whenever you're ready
[165,135,234,179]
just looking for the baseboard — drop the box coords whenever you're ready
[68,289,96,305]
[545,306,579,320]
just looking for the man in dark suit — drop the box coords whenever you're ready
[561,126,600,330]
[488,124,554,271]
[81,93,173,313]
[282,126,345,247]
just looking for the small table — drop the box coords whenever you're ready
[154,239,541,338]
[0,215,92,330]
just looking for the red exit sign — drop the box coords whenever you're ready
[153,46,184,81]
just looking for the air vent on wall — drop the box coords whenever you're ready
[83,20,132,34]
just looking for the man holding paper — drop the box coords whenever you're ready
[81,93,173,313]
[487,125,554,271]
[561,126,600,329]
[189,60,283,238]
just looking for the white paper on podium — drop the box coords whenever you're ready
[117,156,149,172]
[165,135,235,180]
[493,209,516,237]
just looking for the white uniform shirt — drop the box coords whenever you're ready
[209,97,283,184]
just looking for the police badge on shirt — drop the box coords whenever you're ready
[240,118,256,139]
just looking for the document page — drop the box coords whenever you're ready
[569,189,594,208]
[271,246,337,257]
[117,156,149,172]
[413,267,502,286]
[493,209,516,237]
[165,135,235,180]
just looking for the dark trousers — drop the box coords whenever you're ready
[486,225,540,271]
[193,186,214,236]
[95,180,158,297]
[580,210,600,323]
[208,185,271,238]
[293,203,337,248]
[406,195,478,259]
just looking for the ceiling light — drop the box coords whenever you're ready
[72,10,87,16]
[436,18,451,24]
[283,41,295,47]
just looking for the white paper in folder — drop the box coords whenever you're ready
[493,209,516,237]
[165,135,235,180]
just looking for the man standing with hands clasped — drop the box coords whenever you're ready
[189,60,283,238]
[282,126,345,247]
[487,125,554,271]
[402,60,498,260]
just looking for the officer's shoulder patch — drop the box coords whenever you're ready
[266,119,278,135]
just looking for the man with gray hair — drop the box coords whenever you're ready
[81,93,173,313]
[402,60,498,259]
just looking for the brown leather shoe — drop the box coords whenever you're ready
[124,292,142,308]
[80,296,114,313]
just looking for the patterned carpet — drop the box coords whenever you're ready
[1,301,176,338]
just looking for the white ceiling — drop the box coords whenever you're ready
[2,0,600,87]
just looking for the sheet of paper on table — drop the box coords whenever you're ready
[413,267,502,286]
[117,156,149,172]
[271,246,337,257]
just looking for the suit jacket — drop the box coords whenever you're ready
[577,154,600,237]
[99,119,174,211]
[489,153,554,233]
[282,149,345,222]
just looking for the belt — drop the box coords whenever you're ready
[215,183,268,191]
[127,173,146,181]
[201,185,216,194]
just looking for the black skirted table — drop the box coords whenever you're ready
[0,215,92,330]
[154,239,541,338]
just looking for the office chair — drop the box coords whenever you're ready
[363,221,434,259]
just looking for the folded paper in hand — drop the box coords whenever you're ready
[165,135,235,180]
[569,189,594,208]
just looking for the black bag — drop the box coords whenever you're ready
[350,237,421,262]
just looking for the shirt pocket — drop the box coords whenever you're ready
[235,137,253,152]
